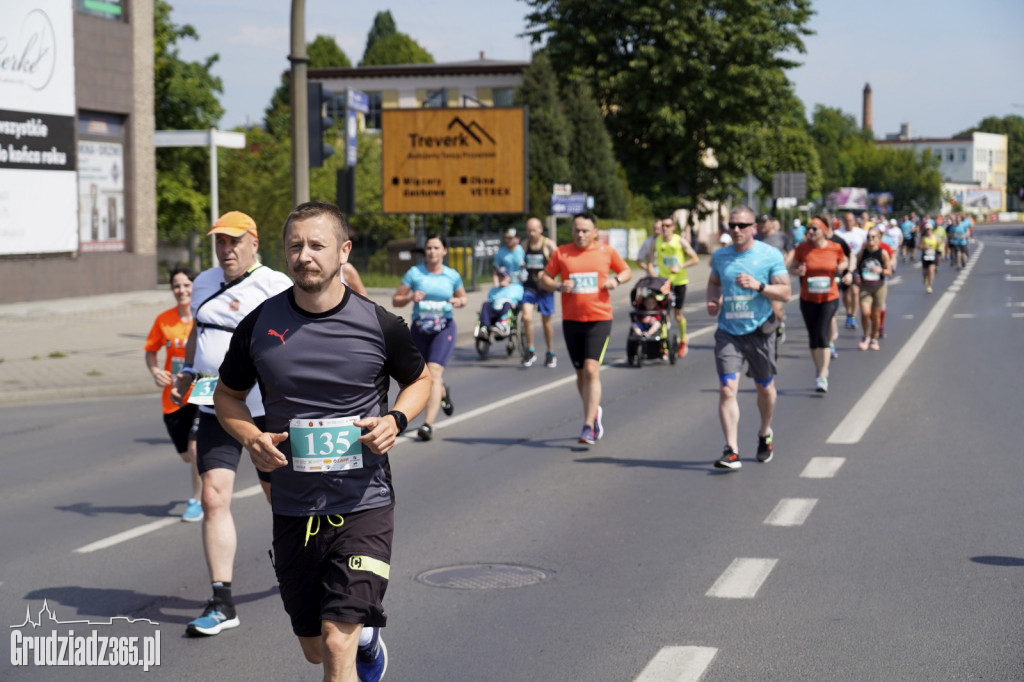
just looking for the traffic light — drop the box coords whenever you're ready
[307,82,334,168]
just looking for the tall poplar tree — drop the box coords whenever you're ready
[515,52,572,219]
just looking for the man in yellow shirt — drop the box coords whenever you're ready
[646,217,699,357]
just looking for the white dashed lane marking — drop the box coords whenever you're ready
[764,498,819,527]
[706,558,778,599]
[634,646,718,682]
[800,457,846,479]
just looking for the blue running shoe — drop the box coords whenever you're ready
[186,600,239,636]
[356,628,388,682]
[579,424,596,445]
[181,498,203,522]
[594,406,604,440]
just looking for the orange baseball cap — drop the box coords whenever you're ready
[208,211,258,237]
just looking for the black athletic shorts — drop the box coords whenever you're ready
[272,504,394,637]
[195,410,271,482]
[671,284,687,310]
[163,404,197,454]
[562,319,613,369]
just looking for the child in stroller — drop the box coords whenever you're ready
[627,276,680,366]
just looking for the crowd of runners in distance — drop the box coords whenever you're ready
[140,203,977,680]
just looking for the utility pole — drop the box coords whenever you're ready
[290,0,309,205]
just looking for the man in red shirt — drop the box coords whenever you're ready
[539,212,631,445]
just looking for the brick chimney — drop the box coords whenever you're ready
[862,83,873,134]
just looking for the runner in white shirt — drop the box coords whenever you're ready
[170,211,293,637]
[835,212,867,329]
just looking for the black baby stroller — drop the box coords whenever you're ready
[626,276,681,367]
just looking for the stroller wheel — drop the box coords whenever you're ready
[668,333,680,365]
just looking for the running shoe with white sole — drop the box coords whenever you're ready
[521,349,537,367]
[181,498,203,522]
[756,431,774,463]
[714,446,742,470]
[356,627,388,682]
[544,352,557,368]
[815,376,828,393]
[186,600,239,636]
[579,424,596,445]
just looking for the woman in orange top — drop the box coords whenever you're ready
[790,217,848,394]
[144,266,203,522]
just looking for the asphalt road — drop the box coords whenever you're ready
[3,224,1023,681]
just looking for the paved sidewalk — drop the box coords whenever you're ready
[0,258,711,406]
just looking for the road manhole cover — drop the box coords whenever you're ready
[415,563,553,590]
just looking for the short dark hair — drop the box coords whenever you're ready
[169,265,196,282]
[282,201,349,245]
[573,211,597,226]
[424,233,447,248]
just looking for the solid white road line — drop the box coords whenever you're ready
[706,558,778,599]
[764,498,818,527]
[1006,275,1024,282]
[1005,259,1024,266]
[826,243,983,444]
[952,313,976,319]
[1013,313,1024,319]
[800,457,846,479]
[634,646,718,682]
[75,518,179,553]
[1006,250,1024,256]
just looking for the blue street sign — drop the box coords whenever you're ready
[550,192,587,216]
[347,89,370,114]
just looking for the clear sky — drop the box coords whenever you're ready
[171,0,1023,139]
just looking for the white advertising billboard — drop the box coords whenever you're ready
[0,0,77,255]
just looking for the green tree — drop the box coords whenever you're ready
[265,36,351,138]
[738,88,821,202]
[515,52,572,219]
[363,11,397,62]
[562,78,630,218]
[153,0,224,243]
[308,34,351,68]
[523,0,814,219]
[957,115,1024,203]
[218,127,293,271]
[360,32,434,66]
[848,144,942,214]
[808,105,871,193]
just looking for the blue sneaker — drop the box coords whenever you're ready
[356,628,388,682]
[185,600,239,636]
[181,498,203,522]
[579,424,596,445]
[594,406,604,440]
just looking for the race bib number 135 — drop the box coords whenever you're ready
[289,416,364,473]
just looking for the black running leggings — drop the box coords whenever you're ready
[800,297,840,349]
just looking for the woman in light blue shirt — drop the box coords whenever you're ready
[393,235,468,441]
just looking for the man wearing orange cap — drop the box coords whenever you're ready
[171,211,292,636]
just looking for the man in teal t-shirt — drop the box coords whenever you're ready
[706,205,790,471]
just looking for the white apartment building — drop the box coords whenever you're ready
[877,130,1008,211]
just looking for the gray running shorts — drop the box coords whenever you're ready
[714,327,777,382]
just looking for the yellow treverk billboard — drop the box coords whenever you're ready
[381,107,527,214]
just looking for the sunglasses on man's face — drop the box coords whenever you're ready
[727,222,755,230]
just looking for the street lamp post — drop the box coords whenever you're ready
[290,0,309,205]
